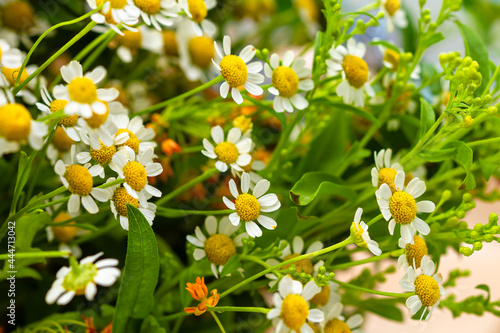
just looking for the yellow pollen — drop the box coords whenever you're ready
[405,235,428,269]
[90,141,116,165]
[116,128,141,154]
[68,77,97,104]
[97,0,127,9]
[123,161,148,192]
[133,0,161,14]
[188,36,215,68]
[204,234,236,265]
[414,275,440,307]
[214,141,239,164]
[280,294,309,331]
[163,30,179,56]
[2,1,35,32]
[283,254,313,274]
[2,66,29,85]
[187,0,207,23]
[52,127,75,152]
[0,103,32,142]
[112,187,139,216]
[324,318,351,333]
[378,167,397,193]
[233,115,253,134]
[342,55,369,88]
[234,193,260,222]
[272,66,299,98]
[51,213,78,243]
[389,191,417,225]
[49,100,79,127]
[384,49,400,70]
[384,0,400,16]
[85,103,110,129]
[310,285,330,306]
[220,55,248,88]
[350,222,367,248]
[115,30,142,49]
[64,165,93,196]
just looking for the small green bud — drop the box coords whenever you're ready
[484,234,494,242]
[439,53,449,67]
[470,61,479,70]
[462,193,472,202]
[471,231,478,239]
[464,96,473,105]
[450,0,462,11]
[490,226,499,234]
[442,190,452,201]
[459,246,473,256]
[462,56,472,66]
[489,213,499,225]
[456,211,466,218]
[419,0,426,7]
[473,242,483,251]
[276,251,283,257]
[318,266,327,275]
[487,106,497,115]
[428,23,437,31]
[473,223,483,232]
[422,14,431,23]
[482,95,492,104]
[458,221,468,229]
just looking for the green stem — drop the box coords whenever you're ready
[0,251,69,261]
[181,145,204,153]
[367,213,384,227]
[82,29,117,71]
[332,279,413,298]
[210,311,226,333]
[468,137,500,147]
[156,168,218,205]
[330,249,403,270]
[156,208,233,217]
[209,306,270,314]
[481,61,500,98]
[240,255,271,268]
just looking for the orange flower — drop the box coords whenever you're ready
[184,277,220,316]
[161,139,181,157]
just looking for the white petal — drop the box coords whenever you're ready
[245,221,262,237]
[193,248,206,260]
[257,215,277,230]
[205,216,218,235]
[253,179,270,198]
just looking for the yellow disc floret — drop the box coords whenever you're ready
[378,167,397,193]
[52,213,78,243]
[310,285,330,306]
[64,165,93,196]
[97,0,127,9]
[235,193,260,222]
[85,103,110,129]
[68,77,97,104]
[112,187,139,216]
[350,222,367,248]
[214,141,239,164]
[2,1,35,32]
[90,141,116,165]
[283,254,313,274]
[272,66,299,98]
[389,191,417,225]
[405,235,428,269]
[280,294,309,331]
[324,318,351,333]
[233,115,253,134]
[50,99,79,127]
[204,234,236,265]
[384,49,400,70]
[123,161,148,191]
[220,55,248,88]
[187,0,207,23]
[2,66,29,85]
[116,129,140,154]
[342,55,369,88]
[414,275,440,307]
[133,0,161,14]
[188,36,215,68]
[384,0,400,16]
[114,30,142,49]
[0,103,32,142]
[52,127,75,152]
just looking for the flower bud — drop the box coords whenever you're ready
[459,246,473,256]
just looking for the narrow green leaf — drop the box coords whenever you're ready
[476,284,491,304]
[369,40,400,53]
[314,98,379,125]
[289,172,357,205]
[220,254,241,277]
[419,98,436,139]
[425,32,445,48]
[11,151,36,213]
[418,148,455,162]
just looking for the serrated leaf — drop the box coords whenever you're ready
[289,172,357,205]
[419,98,436,139]
[220,254,241,277]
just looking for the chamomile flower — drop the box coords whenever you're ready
[54,61,119,118]
[87,0,141,35]
[202,125,252,173]
[112,25,163,63]
[223,172,280,238]
[230,156,265,190]
[350,208,382,256]
[187,216,248,278]
[380,0,408,33]
[320,302,364,333]
[107,114,156,154]
[46,127,78,165]
[0,39,22,68]
[267,275,324,333]
[178,0,217,37]
[371,148,403,193]
[376,171,435,245]
[398,235,428,270]
[326,39,375,107]
[264,50,313,113]
[45,252,121,305]
[133,0,179,31]
[400,255,446,321]
[213,35,264,104]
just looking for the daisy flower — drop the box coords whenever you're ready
[186,216,248,278]
[397,235,428,270]
[350,208,382,256]
[223,172,280,238]
[213,35,264,104]
[320,302,364,333]
[400,255,446,321]
[107,114,156,155]
[326,39,375,107]
[53,60,119,118]
[45,252,120,305]
[376,171,435,245]
[267,275,324,333]
[380,0,407,33]
[201,125,252,173]
[0,39,22,68]
[230,156,265,190]
[371,148,403,193]
[112,25,163,63]
[133,0,179,31]
[87,0,141,35]
[264,50,313,113]
[178,0,217,37]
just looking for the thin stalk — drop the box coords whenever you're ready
[332,279,413,298]
[330,249,403,270]
[0,251,69,260]
[156,208,234,217]
[209,311,226,333]
[209,306,270,314]
[156,168,218,205]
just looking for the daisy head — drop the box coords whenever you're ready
[133,0,179,30]
[87,0,141,35]
[223,172,280,238]
[201,125,252,173]
[109,114,156,155]
[45,252,120,305]
[398,234,428,270]
[376,171,435,245]
[267,275,324,333]
[213,35,264,104]
[380,0,408,33]
[326,39,375,107]
[187,215,248,278]
[371,148,403,193]
[321,302,364,333]
[178,0,217,36]
[350,208,382,256]
[230,154,265,190]
[400,255,446,321]
[264,50,313,113]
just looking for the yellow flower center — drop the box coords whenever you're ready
[51,213,78,243]
[220,55,248,88]
[0,103,32,142]
[272,66,299,98]
[52,127,75,152]
[115,128,141,154]
[241,159,253,173]
[188,36,215,68]
[350,222,367,248]
[97,0,127,9]
[123,161,148,192]
[384,0,400,16]
[62,263,98,295]
[384,49,400,70]
[133,0,161,14]
[233,115,253,134]
[378,167,397,193]
[342,55,369,88]
[84,103,110,129]
[50,99,79,127]
[405,235,428,269]
[64,165,93,196]
[68,77,98,104]
[234,193,260,222]
[310,284,330,306]
[163,30,179,56]
[1,66,29,85]
[389,191,417,225]
[90,141,117,165]
[2,1,35,32]
[187,0,207,23]
[112,187,139,216]
[414,275,440,307]
[283,254,313,274]
[280,294,309,331]
[295,0,319,21]
[204,234,237,265]
[115,30,142,49]
[214,141,239,164]
[324,318,351,333]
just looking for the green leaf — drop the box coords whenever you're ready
[445,141,476,190]
[11,151,36,213]
[418,148,455,162]
[112,205,160,333]
[425,32,445,48]
[419,98,436,139]
[220,254,241,277]
[476,284,491,304]
[456,22,490,95]
[289,172,357,205]
[314,98,379,125]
